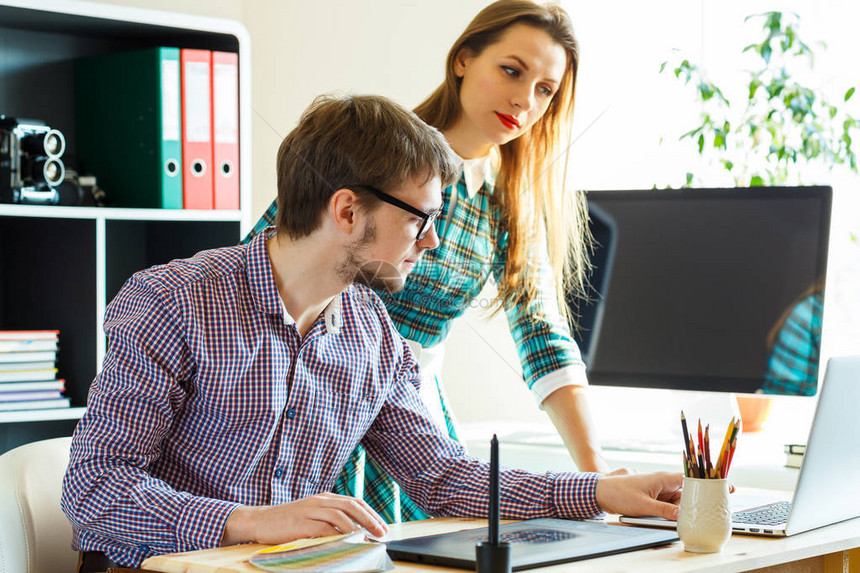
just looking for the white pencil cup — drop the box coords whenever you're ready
[677,477,731,553]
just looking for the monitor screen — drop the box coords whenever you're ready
[570,186,831,396]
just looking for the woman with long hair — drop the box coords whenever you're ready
[244,0,615,523]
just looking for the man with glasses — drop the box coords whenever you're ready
[63,94,683,570]
[339,183,443,295]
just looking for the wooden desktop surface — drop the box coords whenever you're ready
[141,513,860,573]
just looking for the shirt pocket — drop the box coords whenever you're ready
[191,358,290,432]
[293,390,378,489]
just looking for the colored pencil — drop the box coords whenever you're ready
[716,418,735,478]
[697,419,704,458]
[681,411,692,474]
[725,434,738,476]
[704,424,712,474]
[680,414,739,480]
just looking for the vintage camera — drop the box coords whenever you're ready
[0,116,66,205]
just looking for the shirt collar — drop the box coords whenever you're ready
[246,227,283,316]
[459,147,500,198]
[275,296,342,335]
[246,226,342,335]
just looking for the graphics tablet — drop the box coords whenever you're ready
[386,517,678,570]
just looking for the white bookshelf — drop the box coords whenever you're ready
[0,1,252,441]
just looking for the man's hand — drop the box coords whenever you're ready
[594,472,683,520]
[222,492,389,546]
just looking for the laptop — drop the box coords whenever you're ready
[620,355,860,537]
[386,518,678,570]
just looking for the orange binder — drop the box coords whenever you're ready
[180,49,213,209]
[211,51,240,210]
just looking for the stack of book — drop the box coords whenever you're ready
[784,444,805,469]
[0,330,70,411]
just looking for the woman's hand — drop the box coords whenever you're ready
[606,467,634,476]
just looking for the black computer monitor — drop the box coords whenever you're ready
[569,186,831,396]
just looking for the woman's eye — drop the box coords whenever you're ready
[501,66,519,78]
[538,85,554,97]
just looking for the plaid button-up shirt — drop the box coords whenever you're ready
[61,228,601,567]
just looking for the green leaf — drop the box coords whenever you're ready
[846,87,856,101]
[765,11,782,33]
[697,133,705,153]
[750,175,765,186]
[659,61,668,74]
[748,80,760,100]
[685,173,694,187]
[761,42,773,64]
[680,126,703,140]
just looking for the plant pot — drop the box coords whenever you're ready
[735,395,773,433]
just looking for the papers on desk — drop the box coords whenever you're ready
[249,530,393,572]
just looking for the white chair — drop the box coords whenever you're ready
[0,437,78,573]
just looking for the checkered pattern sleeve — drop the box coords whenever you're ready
[61,275,239,562]
[361,337,602,520]
[492,226,588,404]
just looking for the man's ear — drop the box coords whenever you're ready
[329,188,361,234]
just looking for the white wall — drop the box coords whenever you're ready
[83,0,860,439]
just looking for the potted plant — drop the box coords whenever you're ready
[662,11,858,189]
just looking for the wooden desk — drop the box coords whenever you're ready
[142,515,860,573]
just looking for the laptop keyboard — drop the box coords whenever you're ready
[732,501,792,526]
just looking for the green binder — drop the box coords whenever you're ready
[75,47,183,209]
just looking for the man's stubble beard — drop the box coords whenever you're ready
[337,221,407,294]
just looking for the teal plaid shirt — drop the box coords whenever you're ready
[762,292,823,396]
[243,175,586,521]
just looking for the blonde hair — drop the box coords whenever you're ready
[414,0,590,324]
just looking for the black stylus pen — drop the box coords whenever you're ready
[489,434,499,545]
[477,434,510,573]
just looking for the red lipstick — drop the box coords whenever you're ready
[495,112,520,130]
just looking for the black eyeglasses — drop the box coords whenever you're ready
[348,184,441,241]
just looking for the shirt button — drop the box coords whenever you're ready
[286,408,297,419]
[274,468,284,478]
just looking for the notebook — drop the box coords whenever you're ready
[620,355,860,537]
[385,517,678,570]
